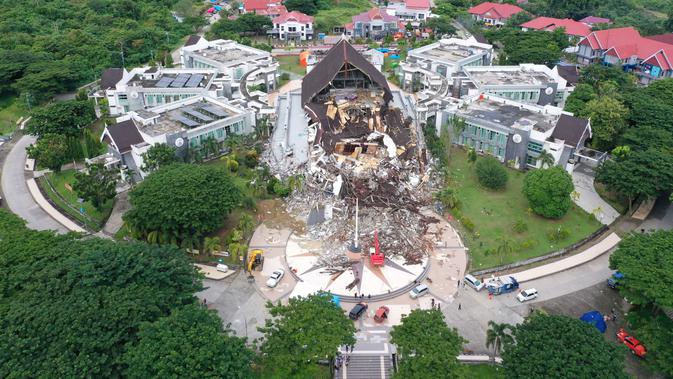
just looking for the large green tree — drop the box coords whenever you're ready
[596,149,673,212]
[123,304,253,379]
[26,100,95,138]
[141,143,179,173]
[609,231,673,307]
[26,133,69,172]
[522,167,574,219]
[486,28,568,66]
[124,164,242,245]
[390,309,465,379]
[564,83,596,114]
[580,96,629,151]
[73,163,120,210]
[502,314,627,379]
[257,294,356,377]
[0,210,202,378]
[475,156,508,190]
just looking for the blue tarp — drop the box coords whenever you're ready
[377,48,390,53]
[389,54,400,59]
[332,295,341,306]
[214,5,222,10]
[580,311,607,333]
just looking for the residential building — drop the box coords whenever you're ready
[437,95,590,169]
[579,16,612,27]
[362,49,385,72]
[468,2,524,26]
[101,96,255,178]
[462,64,571,107]
[346,8,400,39]
[577,27,673,84]
[242,0,287,18]
[97,66,218,115]
[180,38,279,94]
[268,11,314,42]
[399,37,493,91]
[386,0,431,24]
[520,17,591,39]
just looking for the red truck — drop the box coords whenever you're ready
[616,328,647,358]
[369,231,385,266]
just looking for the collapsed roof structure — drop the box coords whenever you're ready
[270,40,437,268]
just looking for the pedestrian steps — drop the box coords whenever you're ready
[335,354,393,379]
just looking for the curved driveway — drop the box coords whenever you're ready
[1,135,67,233]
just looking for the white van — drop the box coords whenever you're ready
[409,284,429,299]
[464,274,485,292]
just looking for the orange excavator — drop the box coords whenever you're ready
[369,231,385,266]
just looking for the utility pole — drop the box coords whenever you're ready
[350,197,361,253]
[120,41,125,68]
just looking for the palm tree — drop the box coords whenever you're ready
[203,137,219,158]
[536,150,555,169]
[203,236,222,256]
[496,237,514,265]
[467,147,478,164]
[435,187,459,209]
[221,154,239,172]
[485,321,514,364]
[238,214,255,236]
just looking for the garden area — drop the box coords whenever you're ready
[462,364,505,379]
[444,148,601,269]
[276,55,306,77]
[0,95,23,136]
[313,0,372,32]
[38,169,113,231]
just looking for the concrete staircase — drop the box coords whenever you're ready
[335,343,394,379]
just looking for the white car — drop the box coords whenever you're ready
[216,264,229,273]
[266,269,285,288]
[409,284,429,299]
[517,288,539,302]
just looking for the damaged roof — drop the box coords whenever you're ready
[301,40,392,106]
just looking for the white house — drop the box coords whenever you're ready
[386,0,431,24]
[268,11,314,42]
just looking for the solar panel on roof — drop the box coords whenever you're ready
[200,105,228,118]
[169,73,191,88]
[156,76,174,88]
[175,115,200,128]
[185,74,204,88]
[184,109,213,122]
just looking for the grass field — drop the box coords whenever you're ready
[314,0,372,32]
[0,95,24,136]
[446,148,601,269]
[276,55,306,76]
[41,169,113,231]
[462,364,505,378]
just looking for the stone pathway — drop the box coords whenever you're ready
[571,164,620,225]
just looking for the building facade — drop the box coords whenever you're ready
[347,8,400,39]
[101,96,256,178]
[386,0,431,23]
[268,11,314,42]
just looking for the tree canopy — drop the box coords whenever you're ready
[141,143,180,173]
[123,304,253,379]
[0,209,202,378]
[0,0,204,101]
[26,133,69,172]
[502,313,627,379]
[522,167,574,219]
[123,164,242,245]
[475,156,508,190]
[257,294,356,376]
[74,163,120,210]
[26,100,96,137]
[609,231,673,307]
[580,96,629,151]
[390,309,466,378]
[485,28,568,65]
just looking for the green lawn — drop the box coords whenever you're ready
[462,364,505,378]
[276,55,306,76]
[314,0,372,32]
[446,148,601,270]
[40,169,113,231]
[0,94,24,136]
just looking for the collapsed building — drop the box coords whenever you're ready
[270,40,439,268]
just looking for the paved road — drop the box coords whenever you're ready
[443,249,614,353]
[572,164,620,225]
[1,135,67,233]
[640,195,673,231]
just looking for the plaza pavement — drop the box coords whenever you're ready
[571,164,620,225]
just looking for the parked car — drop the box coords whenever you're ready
[617,328,646,358]
[266,269,285,288]
[216,264,229,273]
[464,274,485,291]
[409,284,429,299]
[374,306,390,323]
[607,271,624,289]
[349,302,368,320]
[516,288,539,302]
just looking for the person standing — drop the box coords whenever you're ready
[458,303,462,310]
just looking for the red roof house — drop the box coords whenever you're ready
[579,16,612,26]
[273,10,313,24]
[468,2,524,26]
[577,27,673,84]
[521,17,591,37]
[270,11,314,41]
[243,0,286,18]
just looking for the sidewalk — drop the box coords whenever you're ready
[571,165,620,225]
[512,232,621,283]
[26,178,86,233]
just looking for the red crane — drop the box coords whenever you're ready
[370,231,385,266]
